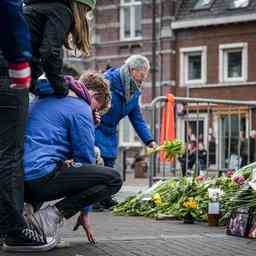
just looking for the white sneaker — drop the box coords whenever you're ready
[50,215,70,248]
[31,206,63,238]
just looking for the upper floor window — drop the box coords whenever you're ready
[229,0,250,9]
[193,0,214,10]
[180,46,207,86]
[120,0,142,41]
[219,43,248,83]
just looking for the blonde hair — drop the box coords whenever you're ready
[64,1,91,56]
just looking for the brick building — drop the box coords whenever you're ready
[172,0,256,169]
[65,0,256,170]
[75,0,177,157]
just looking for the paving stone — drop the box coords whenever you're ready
[1,185,255,256]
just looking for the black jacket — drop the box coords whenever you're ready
[23,0,73,95]
[0,51,10,89]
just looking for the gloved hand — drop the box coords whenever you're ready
[35,77,69,98]
[35,78,54,97]
[8,62,31,89]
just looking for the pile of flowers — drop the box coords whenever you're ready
[113,162,256,224]
[113,177,209,221]
[220,162,256,222]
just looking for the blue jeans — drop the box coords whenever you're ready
[0,87,28,234]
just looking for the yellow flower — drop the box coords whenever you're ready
[152,193,162,205]
[183,198,197,209]
[183,201,188,208]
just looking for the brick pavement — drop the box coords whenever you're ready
[1,178,256,255]
[1,211,255,256]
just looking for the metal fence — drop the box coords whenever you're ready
[145,96,256,186]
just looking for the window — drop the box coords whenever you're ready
[219,43,248,83]
[227,51,242,78]
[220,114,247,169]
[229,0,250,9]
[120,0,142,40]
[193,0,214,10]
[180,46,207,86]
[119,117,142,147]
[188,53,202,80]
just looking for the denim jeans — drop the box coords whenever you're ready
[25,164,122,219]
[0,88,28,235]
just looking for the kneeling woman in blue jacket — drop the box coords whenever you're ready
[24,73,121,243]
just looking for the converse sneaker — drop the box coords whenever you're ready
[54,215,70,248]
[31,205,63,238]
[3,222,57,252]
[23,203,34,223]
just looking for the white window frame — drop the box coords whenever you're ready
[119,117,142,147]
[217,112,249,169]
[180,46,207,86]
[120,0,142,41]
[219,42,248,83]
[176,113,209,146]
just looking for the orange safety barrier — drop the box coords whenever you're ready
[160,93,176,161]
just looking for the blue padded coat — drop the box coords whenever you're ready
[95,68,153,159]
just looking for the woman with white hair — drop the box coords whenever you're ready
[95,54,156,209]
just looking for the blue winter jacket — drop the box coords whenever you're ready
[95,68,153,159]
[0,0,31,63]
[24,96,96,181]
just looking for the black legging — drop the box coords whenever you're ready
[25,164,122,219]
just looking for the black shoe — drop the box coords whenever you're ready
[3,222,57,252]
[101,197,119,209]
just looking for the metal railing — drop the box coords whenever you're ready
[145,96,256,186]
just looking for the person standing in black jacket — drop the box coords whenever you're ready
[0,0,57,252]
[23,0,96,97]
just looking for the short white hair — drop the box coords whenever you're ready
[125,55,150,70]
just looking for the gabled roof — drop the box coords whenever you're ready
[172,0,256,30]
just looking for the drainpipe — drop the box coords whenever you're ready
[152,0,157,100]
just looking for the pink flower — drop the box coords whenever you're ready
[196,175,206,182]
[226,169,235,177]
[232,175,245,185]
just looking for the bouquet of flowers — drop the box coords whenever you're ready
[145,139,185,160]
